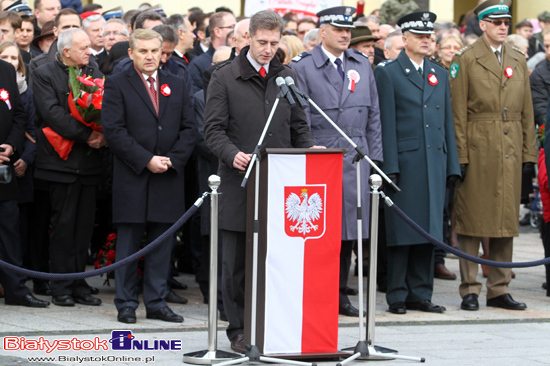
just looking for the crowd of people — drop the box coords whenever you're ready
[0,0,549,355]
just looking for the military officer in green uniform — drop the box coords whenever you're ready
[449,0,537,312]
[375,11,460,315]
[378,0,420,26]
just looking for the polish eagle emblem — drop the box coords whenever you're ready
[285,188,323,235]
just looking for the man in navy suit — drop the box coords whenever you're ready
[374,11,460,315]
[102,29,197,324]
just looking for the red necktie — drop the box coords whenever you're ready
[147,76,157,106]
[259,66,266,78]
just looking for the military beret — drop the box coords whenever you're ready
[316,6,356,28]
[474,0,511,21]
[350,25,380,45]
[397,11,437,34]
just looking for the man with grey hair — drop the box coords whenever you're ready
[232,18,250,55]
[205,9,317,353]
[82,13,105,57]
[303,28,319,51]
[384,30,404,59]
[96,18,129,67]
[32,28,105,307]
[102,28,197,324]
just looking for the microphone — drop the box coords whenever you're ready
[284,76,307,110]
[276,77,295,107]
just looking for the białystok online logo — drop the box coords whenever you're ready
[3,331,182,353]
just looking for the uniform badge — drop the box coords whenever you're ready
[160,84,171,96]
[504,66,513,78]
[405,68,410,74]
[347,70,360,92]
[428,74,438,85]
[450,63,459,79]
[0,89,11,110]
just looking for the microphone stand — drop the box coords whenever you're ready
[290,85,425,364]
[222,86,315,366]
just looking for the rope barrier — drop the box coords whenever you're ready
[0,193,208,280]
[384,194,550,268]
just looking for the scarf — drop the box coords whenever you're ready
[16,71,27,94]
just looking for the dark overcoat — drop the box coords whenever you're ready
[0,59,25,201]
[102,66,197,224]
[204,46,316,232]
[290,45,383,240]
[374,49,460,246]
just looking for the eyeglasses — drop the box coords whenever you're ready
[483,19,511,27]
[218,24,235,30]
[103,31,125,37]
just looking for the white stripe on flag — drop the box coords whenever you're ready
[264,154,306,354]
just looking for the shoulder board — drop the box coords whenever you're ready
[376,58,396,67]
[351,48,369,59]
[292,52,311,63]
[455,45,471,56]
[427,59,445,71]
[512,47,525,56]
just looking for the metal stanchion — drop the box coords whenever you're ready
[184,175,240,364]
[337,175,424,365]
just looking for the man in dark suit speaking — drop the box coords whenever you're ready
[102,29,197,324]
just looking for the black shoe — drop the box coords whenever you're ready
[117,307,137,324]
[146,306,183,322]
[487,294,526,310]
[89,286,99,295]
[345,287,358,296]
[9,294,50,308]
[169,278,188,290]
[74,294,102,306]
[230,333,246,354]
[52,295,75,307]
[406,300,446,313]
[388,302,406,314]
[219,310,228,322]
[460,294,479,311]
[339,303,364,317]
[33,282,52,296]
[165,290,188,304]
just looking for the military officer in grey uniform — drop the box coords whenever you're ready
[450,0,537,311]
[374,11,460,315]
[291,5,383,317]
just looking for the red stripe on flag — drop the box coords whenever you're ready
[301,153,342,352]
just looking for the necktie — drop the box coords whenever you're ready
[334,58,344,80]
[418,67,423,76]
[147,76,157,106]
[495,50,501,64]
[259,66,266,78]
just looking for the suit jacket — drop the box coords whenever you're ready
[291,45,383,240]
[102,65,197,224]
[204,46,316,232]
[375,49,460,246]
[0,60,26,201]
[450,36,537,237]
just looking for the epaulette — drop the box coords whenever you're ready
[427,59,446,71]
[376,59,396,67]
[455,45,471,56]
[292,51,311,63]
[351,48,369,59]
[512,46,525,56]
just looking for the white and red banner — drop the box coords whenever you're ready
[244,0,342,20]
[263,152,342,354]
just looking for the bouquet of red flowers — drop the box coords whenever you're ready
[94,233,146,286]
[42,66,104,160]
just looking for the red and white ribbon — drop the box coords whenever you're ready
[504,67,513,78]
[347,70,360,92]
[428,74,438,86]
[0,89,11,110]
[160,84,171,96]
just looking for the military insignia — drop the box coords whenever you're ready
[428,74,438,86]
[292,55,302,62]
[505,66,513,78]
[421,13,430,21]
[347,70,360,92]
[450,63,459,79]
[345,7,351,15]
[405,68,410,74]
[431,68,435,72]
